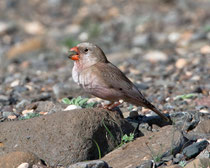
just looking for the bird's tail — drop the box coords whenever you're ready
[147,103,170,122]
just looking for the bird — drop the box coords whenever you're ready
[68,42,169,122]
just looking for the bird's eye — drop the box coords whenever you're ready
[84,48,88,52]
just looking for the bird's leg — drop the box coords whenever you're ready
[106,99,124,110]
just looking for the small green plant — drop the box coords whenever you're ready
[179,160,187,167]
[92,139,101,159]
[120,133,134,145]
[62,96,97,108]
[102,119,135,148]
[174,93,197,100]
[19,113,40,120]
[146,143,163,163]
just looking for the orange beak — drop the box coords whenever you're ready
[69,46,79,60]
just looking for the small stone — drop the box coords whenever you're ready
[65,24,81,34]
[132,34,150,47]
[17,162,29,168]
[68,160,109,168]
[143,51,168,62]
[16,99,31,109]
[8,115,17,120]
[39,112,48,115]
[182,140,209,160]
[3,111,13,118]
[24,21,45,35]
[10,80,20,87]
[64,105,82,111]
[168,32,180,43]
[79,32,88,41]
[136,160,153,168]
[191,75,200,81]
[200,45,210,54]
[22,109,34,115]
[0,95,9,103]
[129,111,138,118]
[199,109,209,113]
[175,58,187,69]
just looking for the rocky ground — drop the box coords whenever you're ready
[0,0,209,167]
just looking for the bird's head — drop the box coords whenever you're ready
[69,42,108,67]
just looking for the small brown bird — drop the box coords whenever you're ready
[68,42,169,121]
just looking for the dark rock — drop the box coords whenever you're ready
[136,160,153,168]
[135,83,149,90]
[68,160,109,168]
[182,140,209,160]
[0,151,44,168]
[0,108,134,166]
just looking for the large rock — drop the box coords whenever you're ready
[102,125,182,168]
[0,151,42,168]
[0,108,134,167]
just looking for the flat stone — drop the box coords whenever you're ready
[68,160,109,168]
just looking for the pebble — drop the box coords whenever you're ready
[22,109,34,115]
[132,34,150,47]
[65,24,81,34]
[143,51,168,62]
[200,45,210,54]
[79,32,89,41]
[2,111,13,118]
[8,115,17,120]
[64,105,82,111]
[16,99,31,109]
[168,32,180,43]
[0,95,9,103]
[129,111,138,118]
[68,160,109,168]
[10,80,20,87]
[175,58,187,69]
[17,163,29,168]
[24,21,45,35]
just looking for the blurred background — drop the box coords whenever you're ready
[0,0,209,117]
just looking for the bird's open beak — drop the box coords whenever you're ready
[69,46,79,60]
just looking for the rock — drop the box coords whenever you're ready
[0,108,134,166]
[17,163,29,168]
[184,158,210,168]
[129,111,139,118]
[16,99,31,109]
[182,140,209,160]
[175,58,187,69]
[68,160,109,168]
[136,160,153,168]
[64,104,82,111]
[0,151,42,168]
[143,51,168,62]
[103,125,182,168]
[200,45,210,54]
[0,95,9,104]
[7,37,44,59]
[191,119,210,139]
[35,101,63,114]
[2,111,13,118]
[132,34,150,47]
[0,22,16,35]
[168,32,180,43]
[23,21,45,35]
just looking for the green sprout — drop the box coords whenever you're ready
[62,96,97,108]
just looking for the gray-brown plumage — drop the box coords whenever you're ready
[69,42,169,121]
